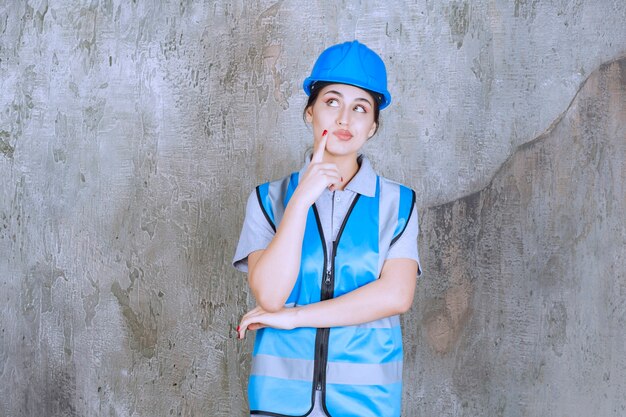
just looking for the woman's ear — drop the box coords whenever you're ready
[367,122,378,138]
[305,106,313,123]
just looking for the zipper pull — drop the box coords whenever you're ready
[325,240,336,287]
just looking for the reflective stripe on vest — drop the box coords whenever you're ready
[250,172,415,417]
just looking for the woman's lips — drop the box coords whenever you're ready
[333,129,353,141]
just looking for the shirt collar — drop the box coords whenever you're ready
[298,154,377,197]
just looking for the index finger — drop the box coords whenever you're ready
[311,129,328,164]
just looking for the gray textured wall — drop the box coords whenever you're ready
[0,1,625,416]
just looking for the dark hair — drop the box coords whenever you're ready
[302,81,381,137]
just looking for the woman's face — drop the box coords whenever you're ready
[305,83,378,160]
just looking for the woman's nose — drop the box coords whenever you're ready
[336,107,349,126]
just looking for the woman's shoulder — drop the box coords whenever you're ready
[254,171,300,189]
[377,175,416,196]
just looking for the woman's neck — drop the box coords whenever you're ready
[323,153,360,191]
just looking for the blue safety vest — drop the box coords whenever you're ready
[250,171,415,417]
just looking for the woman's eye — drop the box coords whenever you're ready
[354,105,367,113]
[326,98,339,107]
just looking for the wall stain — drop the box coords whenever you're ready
[263,43,290,110]
[45,368,79,417]
[546,301,567,357]
[199,298,227,331]
[22,260,67,320]
[82,274,100,327]
[111,281,158,358]
[82,97,106,132]
[259,1,283,20]
[514,0,539,20]
[52,148,66,163]
[425,278,473,354]
[446,1,470,49]
[33,0,48,34]
[0,131,14,158]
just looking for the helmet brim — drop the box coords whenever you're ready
[303,77,391,110]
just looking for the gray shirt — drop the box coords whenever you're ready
[233,155,422,275]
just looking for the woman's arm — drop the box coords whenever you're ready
[237,258,418,338]
[248,132,340,312]
[246,200,308,312]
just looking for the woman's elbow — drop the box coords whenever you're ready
[397,299,413,314]
[249,284,285,312]
[249,269,290,312]
[249,279,285,313]
[255,294,285,313]
[392,290,415,315]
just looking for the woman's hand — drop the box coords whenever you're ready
[292,130,342,208]
[236,305,298,339]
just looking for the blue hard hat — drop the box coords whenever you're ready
[303,40,392,110]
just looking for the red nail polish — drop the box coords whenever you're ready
[236,326,240,331]
[322,129,328,136]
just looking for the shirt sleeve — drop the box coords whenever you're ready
[387,204,423,276]
[232,189,276,273]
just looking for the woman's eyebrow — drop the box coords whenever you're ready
[323,90,372,106]
[323,89,343,97]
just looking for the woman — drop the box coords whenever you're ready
[233,40,422,417]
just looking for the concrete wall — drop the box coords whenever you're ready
[0,1,624,416]
[412,58,626,416]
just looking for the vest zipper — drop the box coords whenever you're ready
[311,204,329,397]
[311,196,361,411]
[316,258,334,387]
[314,258,333,389]
[315,242,336,393]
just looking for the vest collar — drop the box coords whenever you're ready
[299,154,377,197]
